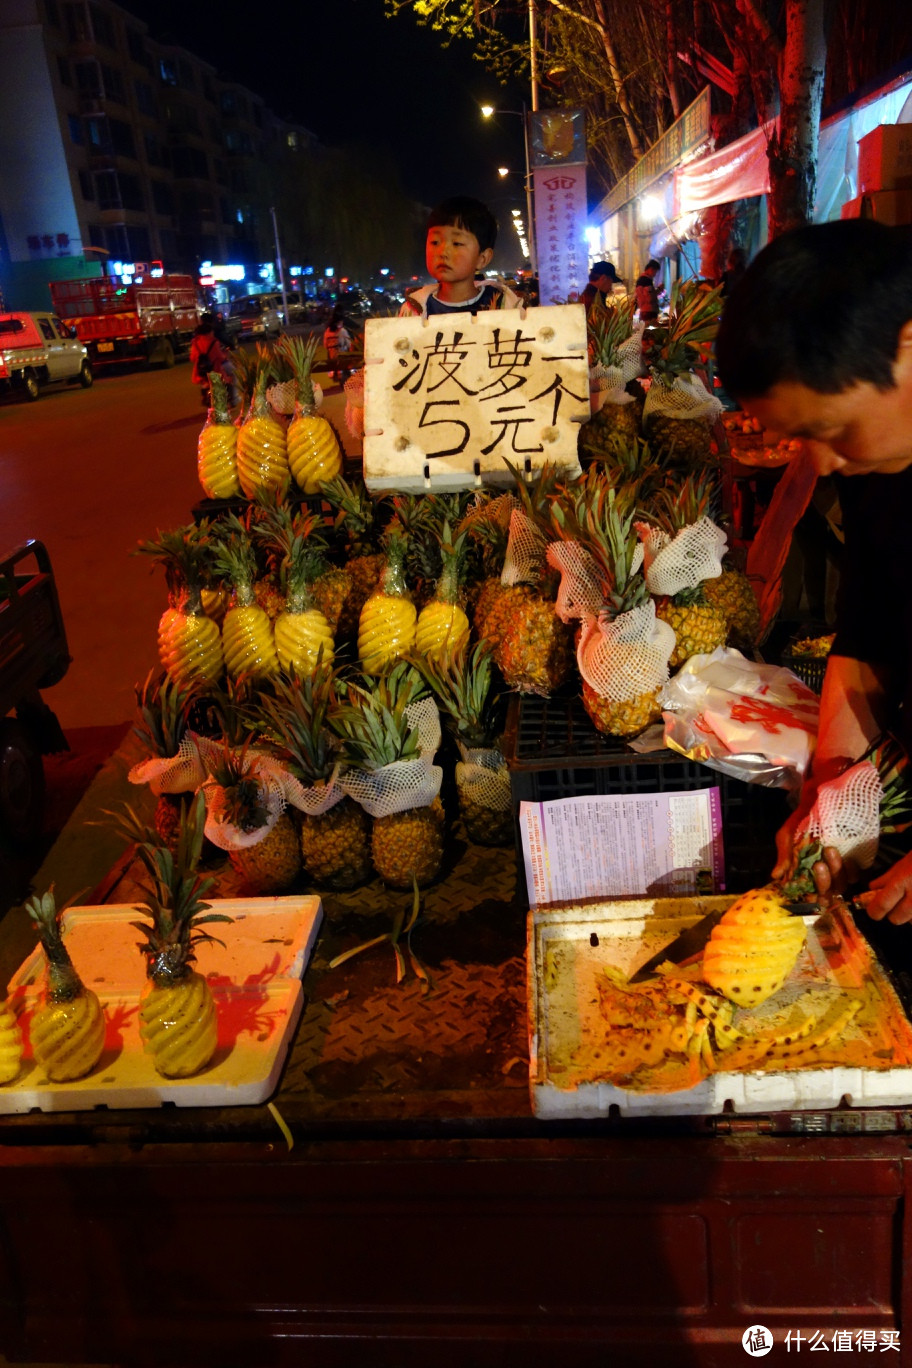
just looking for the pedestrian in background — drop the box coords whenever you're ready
[189,315,229,409]
[635,259,662,322]
[323,310,353,383]
[581,261,624,312]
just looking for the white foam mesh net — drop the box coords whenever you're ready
[639,517,727,597]
[340,697,442,818]
[266,380,297,416]
[577,603,674,702]
[588,364,629,406]
[643,372,723,424]
[343,370,364,439]
[282,762,346,817]
[502,508,546,587]
[455,743,512,813]
[798,760,884,870]
[547,541,605,622]
[128,732,208,796]
[202,753,289,851]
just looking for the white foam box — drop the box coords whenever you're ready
[2,896,322,1113]
[527,895,912,1119]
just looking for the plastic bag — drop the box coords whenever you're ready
[660,647,819,790]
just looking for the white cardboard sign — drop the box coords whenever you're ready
[362,304,588,492]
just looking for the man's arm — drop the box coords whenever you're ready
[773,654,889,878]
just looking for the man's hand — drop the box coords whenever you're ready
[855,851,912,925]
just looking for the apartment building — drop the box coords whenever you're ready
[0,0,315,298]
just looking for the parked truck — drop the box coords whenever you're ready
[48,272,200,368]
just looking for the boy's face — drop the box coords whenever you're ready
[426,223,493,287]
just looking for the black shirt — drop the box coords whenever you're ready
[831,465,912,754]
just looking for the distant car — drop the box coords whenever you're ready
[336,289,373,318]
[227,295,282,339]
[261,290,307,326]
[0,311,92,401]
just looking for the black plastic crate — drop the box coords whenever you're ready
[781,653,827,695]
[502,692,791,894]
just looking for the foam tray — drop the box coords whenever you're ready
[528,896,912,1119]
[2,896,322,1113]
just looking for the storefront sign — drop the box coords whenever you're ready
[598,86,712,217]
[362,306,587,491]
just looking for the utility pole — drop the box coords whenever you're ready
[270,206,289,327]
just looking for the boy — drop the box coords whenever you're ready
[400,196,522,317]
[716,219,912,925]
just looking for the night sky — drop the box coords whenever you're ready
[119,0,530,215]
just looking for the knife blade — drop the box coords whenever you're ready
[628,901,814,984]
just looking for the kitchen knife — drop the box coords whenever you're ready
[628,901,815,984]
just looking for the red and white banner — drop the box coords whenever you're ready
[534,166,588,307]
[674,122,773,216]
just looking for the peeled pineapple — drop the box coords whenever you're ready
[415,525,470,667]
[0,999,23,1085]
[280,335,343,493]
[197,373,241,499]
[26,888,106,1083]
[214,518,279,680]
[703,887,808,1008]
[139,527,224,690]
[237,369,289,499]
[358,533,416,675]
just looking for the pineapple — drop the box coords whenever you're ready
[493,465,575,695]
[0,998,23,1085]
[25,887,106,1082]
[206,744,301,893]
[647,472,728,667]
[319,476,387,637]
[655,589,728,668]
[703,880,809,1008]
[279,335,343,493]
[213,517,280,680]
[703,562,760,651]
[461,492,517,643]
[236,365,290,499]
[131,672,201,851]
[334,665,444,889]
[551,480,669,737]
[255,668,372,889]
[414,523,471,667]
[197,373,241,499]
[415,640,513,846]
[254,504,334,675]
[136,525,224,691]
[581,296,643,453]
[131,793,232,1078]
[358,531,417,675]
[643,279,724,466]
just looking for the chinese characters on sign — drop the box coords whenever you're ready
[362,307,587,491]
[533,168,589,309]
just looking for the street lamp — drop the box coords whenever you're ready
[481,104,537,276]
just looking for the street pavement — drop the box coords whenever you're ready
[1,349,357,731]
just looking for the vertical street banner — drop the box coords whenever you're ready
[530,109,588,308]
[362,306,587,492]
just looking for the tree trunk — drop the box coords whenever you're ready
[590,0,646,160]
[766,0,827,238]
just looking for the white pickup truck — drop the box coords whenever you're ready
[0,311,93,401]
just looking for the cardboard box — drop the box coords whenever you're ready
[857,123,912,194]
[860,189,912,226]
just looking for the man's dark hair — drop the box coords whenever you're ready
[427,196,498,252]
[645,258,661,272]
[589,260,618,281]
[716,219,912,398]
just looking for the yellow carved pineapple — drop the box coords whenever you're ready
[358,533,416,675]
[197,373,241,499]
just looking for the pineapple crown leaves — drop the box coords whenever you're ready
[862,733,912,834]
[277,333,319,407]
[504,458,571,537]
[775,838,825,903]
[132,670,196,760]
[551,478,648,616]
[207,371,231,421]
[318,475,385,553]
[211,515,259,593]
[250,500,324,602]
[647,468,723,535]
[254,664,341,786]
[645,279,724,383]
[206,738,272,834]
[128,793,231,966]
[203,675,262,748]
[24,884,74,964]
[134,522,217,598]
[587,295,636,367]
[410,639,502,748]
[332,662,427,770]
